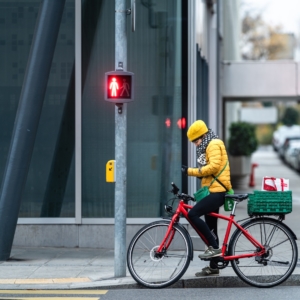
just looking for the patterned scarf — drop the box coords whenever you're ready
[196,129,218,167]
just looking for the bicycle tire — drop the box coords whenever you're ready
[229,217,298,288]
[127,220,192,288]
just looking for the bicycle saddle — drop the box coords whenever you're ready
[225,193,248,202]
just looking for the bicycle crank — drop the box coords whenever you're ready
[210,257,229,269]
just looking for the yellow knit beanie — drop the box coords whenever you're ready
[187,120,208,142]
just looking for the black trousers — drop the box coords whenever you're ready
[188,192,225,249]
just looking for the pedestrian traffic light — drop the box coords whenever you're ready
[105,70,134,103]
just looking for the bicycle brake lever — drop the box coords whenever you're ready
[171,182,179,194]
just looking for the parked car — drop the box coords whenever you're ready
[284,140,300,167]
[289,147,300,171]
[280,136,300,160]
[294,149,300,172]
[274,125,300,158]
[272,126,290,152]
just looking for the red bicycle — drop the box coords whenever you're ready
[127,183,298,288]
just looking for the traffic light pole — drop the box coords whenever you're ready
[114,0,127,278]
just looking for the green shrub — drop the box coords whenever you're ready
[228,122,258,156]
[282,107,299,126]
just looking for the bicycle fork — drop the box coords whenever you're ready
[156,216,179,255]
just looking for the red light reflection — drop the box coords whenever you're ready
[177,117,186,129]
[165,118,171,128]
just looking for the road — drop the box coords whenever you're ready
[1,286,299,300]
[0,289,107,300]
[100,287,300,300]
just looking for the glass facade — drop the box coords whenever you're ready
[0,0,75,218]
[82,0,183,218]
[0,0,185,220]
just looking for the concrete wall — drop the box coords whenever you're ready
[221,0,241,139]
[223,61,300,97]
[13,224,205,250]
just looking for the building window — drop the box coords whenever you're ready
[82,0,183,218]
[0,1,75,218]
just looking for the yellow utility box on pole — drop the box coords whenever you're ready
[106,160,116,182]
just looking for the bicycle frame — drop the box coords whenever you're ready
[157,199,266,261]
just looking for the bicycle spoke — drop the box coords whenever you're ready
[127,221,191,288]
[229,218,298,288]
[268,237,290,250]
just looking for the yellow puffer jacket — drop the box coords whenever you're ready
[187,139,232,192]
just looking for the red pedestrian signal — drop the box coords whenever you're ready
[105,71,134,103]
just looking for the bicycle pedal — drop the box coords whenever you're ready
[212,256,224,261]
[199,258,214,261]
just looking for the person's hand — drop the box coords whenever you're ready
[181,165,188,175]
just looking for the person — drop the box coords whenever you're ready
[181,120,232,277]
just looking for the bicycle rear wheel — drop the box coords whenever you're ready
[127,220,192,288]
[229,217,298,288]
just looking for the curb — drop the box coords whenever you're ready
[1,274,299,290]
[86,274,300,290]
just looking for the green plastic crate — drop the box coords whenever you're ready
[248,190,292,216]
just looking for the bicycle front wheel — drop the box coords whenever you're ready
[127,220,192,288]
[229,217,298,288]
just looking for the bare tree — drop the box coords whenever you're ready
[241,13,288,60]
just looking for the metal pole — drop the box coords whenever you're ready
[114,0,127,277]
[0,0,66,260]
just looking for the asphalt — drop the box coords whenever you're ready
[1,145,300,290]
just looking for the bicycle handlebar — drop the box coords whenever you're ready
[169,182,195,202]
[179,192,195,202]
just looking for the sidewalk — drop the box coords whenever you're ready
[0,146,299,290]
